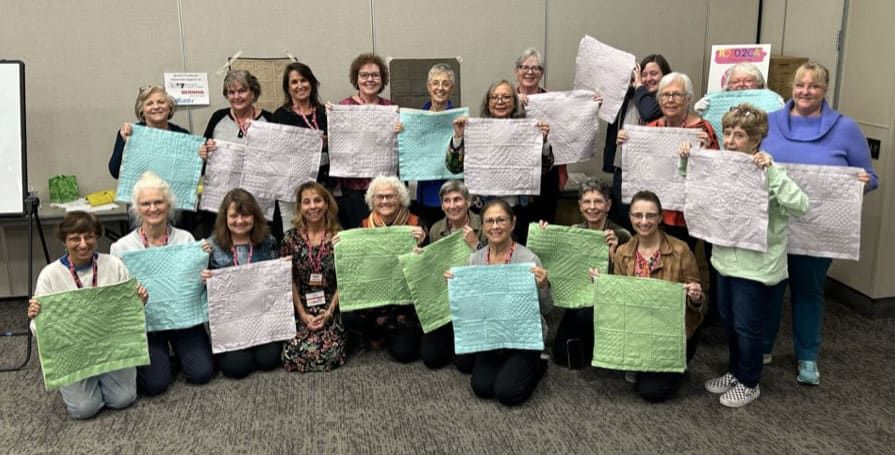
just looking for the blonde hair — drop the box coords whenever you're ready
[134,85,176,122]
[793,62,830,88]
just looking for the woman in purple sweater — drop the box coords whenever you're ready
[761,62,878,385]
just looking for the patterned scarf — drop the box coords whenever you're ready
[367,207,410,227]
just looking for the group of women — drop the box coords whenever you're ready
[30,50,877,419]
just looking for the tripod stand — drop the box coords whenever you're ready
[0,194,50,372]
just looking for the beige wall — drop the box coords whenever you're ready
[15,0,886,298]
[829,0,894,299]
[760,0,844,103]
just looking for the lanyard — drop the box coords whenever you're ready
[487,242,516,265]
[302,230,328,273]
[293,105,319,130]
[67,255,98,289]
[139,227,168,248]
[231,244,253,266]
[232,108,253,137]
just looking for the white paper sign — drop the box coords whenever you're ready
[164,72,210,106]
[706,44,772,93]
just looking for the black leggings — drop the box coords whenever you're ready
[216,342,282,379]
[419,323,475,372]
[470,349,544,406]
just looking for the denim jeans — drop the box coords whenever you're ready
[763,254,832,361]
[717,274,783,388]
[59,367,137,419]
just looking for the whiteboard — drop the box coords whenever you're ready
[0,61,26,216]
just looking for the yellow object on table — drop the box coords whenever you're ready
[85,190,116,206]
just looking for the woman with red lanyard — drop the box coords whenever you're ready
[272,62,329,187]
[279,182,346,372]
[334,53,396,229]
[110,171,215,396]
[271,62,331,239]
[445,199,553,406]
[197,70,274,239]
[204,188,281,379]
[28,211,149,419]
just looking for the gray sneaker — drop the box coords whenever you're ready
[762,353,773,365]
[705,372,738,394]
[720,383,760,408]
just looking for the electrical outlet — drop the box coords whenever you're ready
[867,137,880,160]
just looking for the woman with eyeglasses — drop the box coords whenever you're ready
[110,172,215,396]
[406,63,461,228]
[680,103,807,407]
[694,62,784,114]
[333,53,396,230]
[446,80,554,244]
[28,211,148,419]
[617,72,719,249]
[513,48,565,228]
[446,199,552,406]
[109,85,215,180]
[607,190,704,403]
[761,62,878,386]
[339,176,427,363]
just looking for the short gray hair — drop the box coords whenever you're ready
[578,177,612,201]
[129,171,177,225]
[365,176,410,210]
[439,180,470,201]
[726,63,766,89]
[657,72,694,109]
[427,63,455,85]
[515,47,543,69]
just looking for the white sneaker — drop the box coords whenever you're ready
[705,372,738,394]
[762,353,773,365]
[720,383,760,408]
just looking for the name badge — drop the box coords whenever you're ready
[309,273,324,287]
[305,291,326,307]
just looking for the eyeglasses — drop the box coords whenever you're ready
[629,212,660,221]
[658,92,687,100]
[483,217,511,226]
[373,193,397,202]
[517,65,543,74]
[359,72,381,80]
[489,94,513,103]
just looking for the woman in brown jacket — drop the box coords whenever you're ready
[611,190,705,402]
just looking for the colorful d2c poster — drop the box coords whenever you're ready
[706,44,772,93]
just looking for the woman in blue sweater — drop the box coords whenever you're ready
[761,62,878,385]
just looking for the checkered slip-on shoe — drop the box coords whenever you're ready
[704,372,738,394]
[720,383,760,408]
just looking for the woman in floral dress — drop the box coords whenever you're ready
[280,181,346,372]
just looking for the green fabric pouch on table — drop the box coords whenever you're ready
[48,175,79,203]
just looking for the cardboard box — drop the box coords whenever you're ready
[767,56,809,99]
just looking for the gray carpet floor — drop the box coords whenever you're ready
[1,297,893,454]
